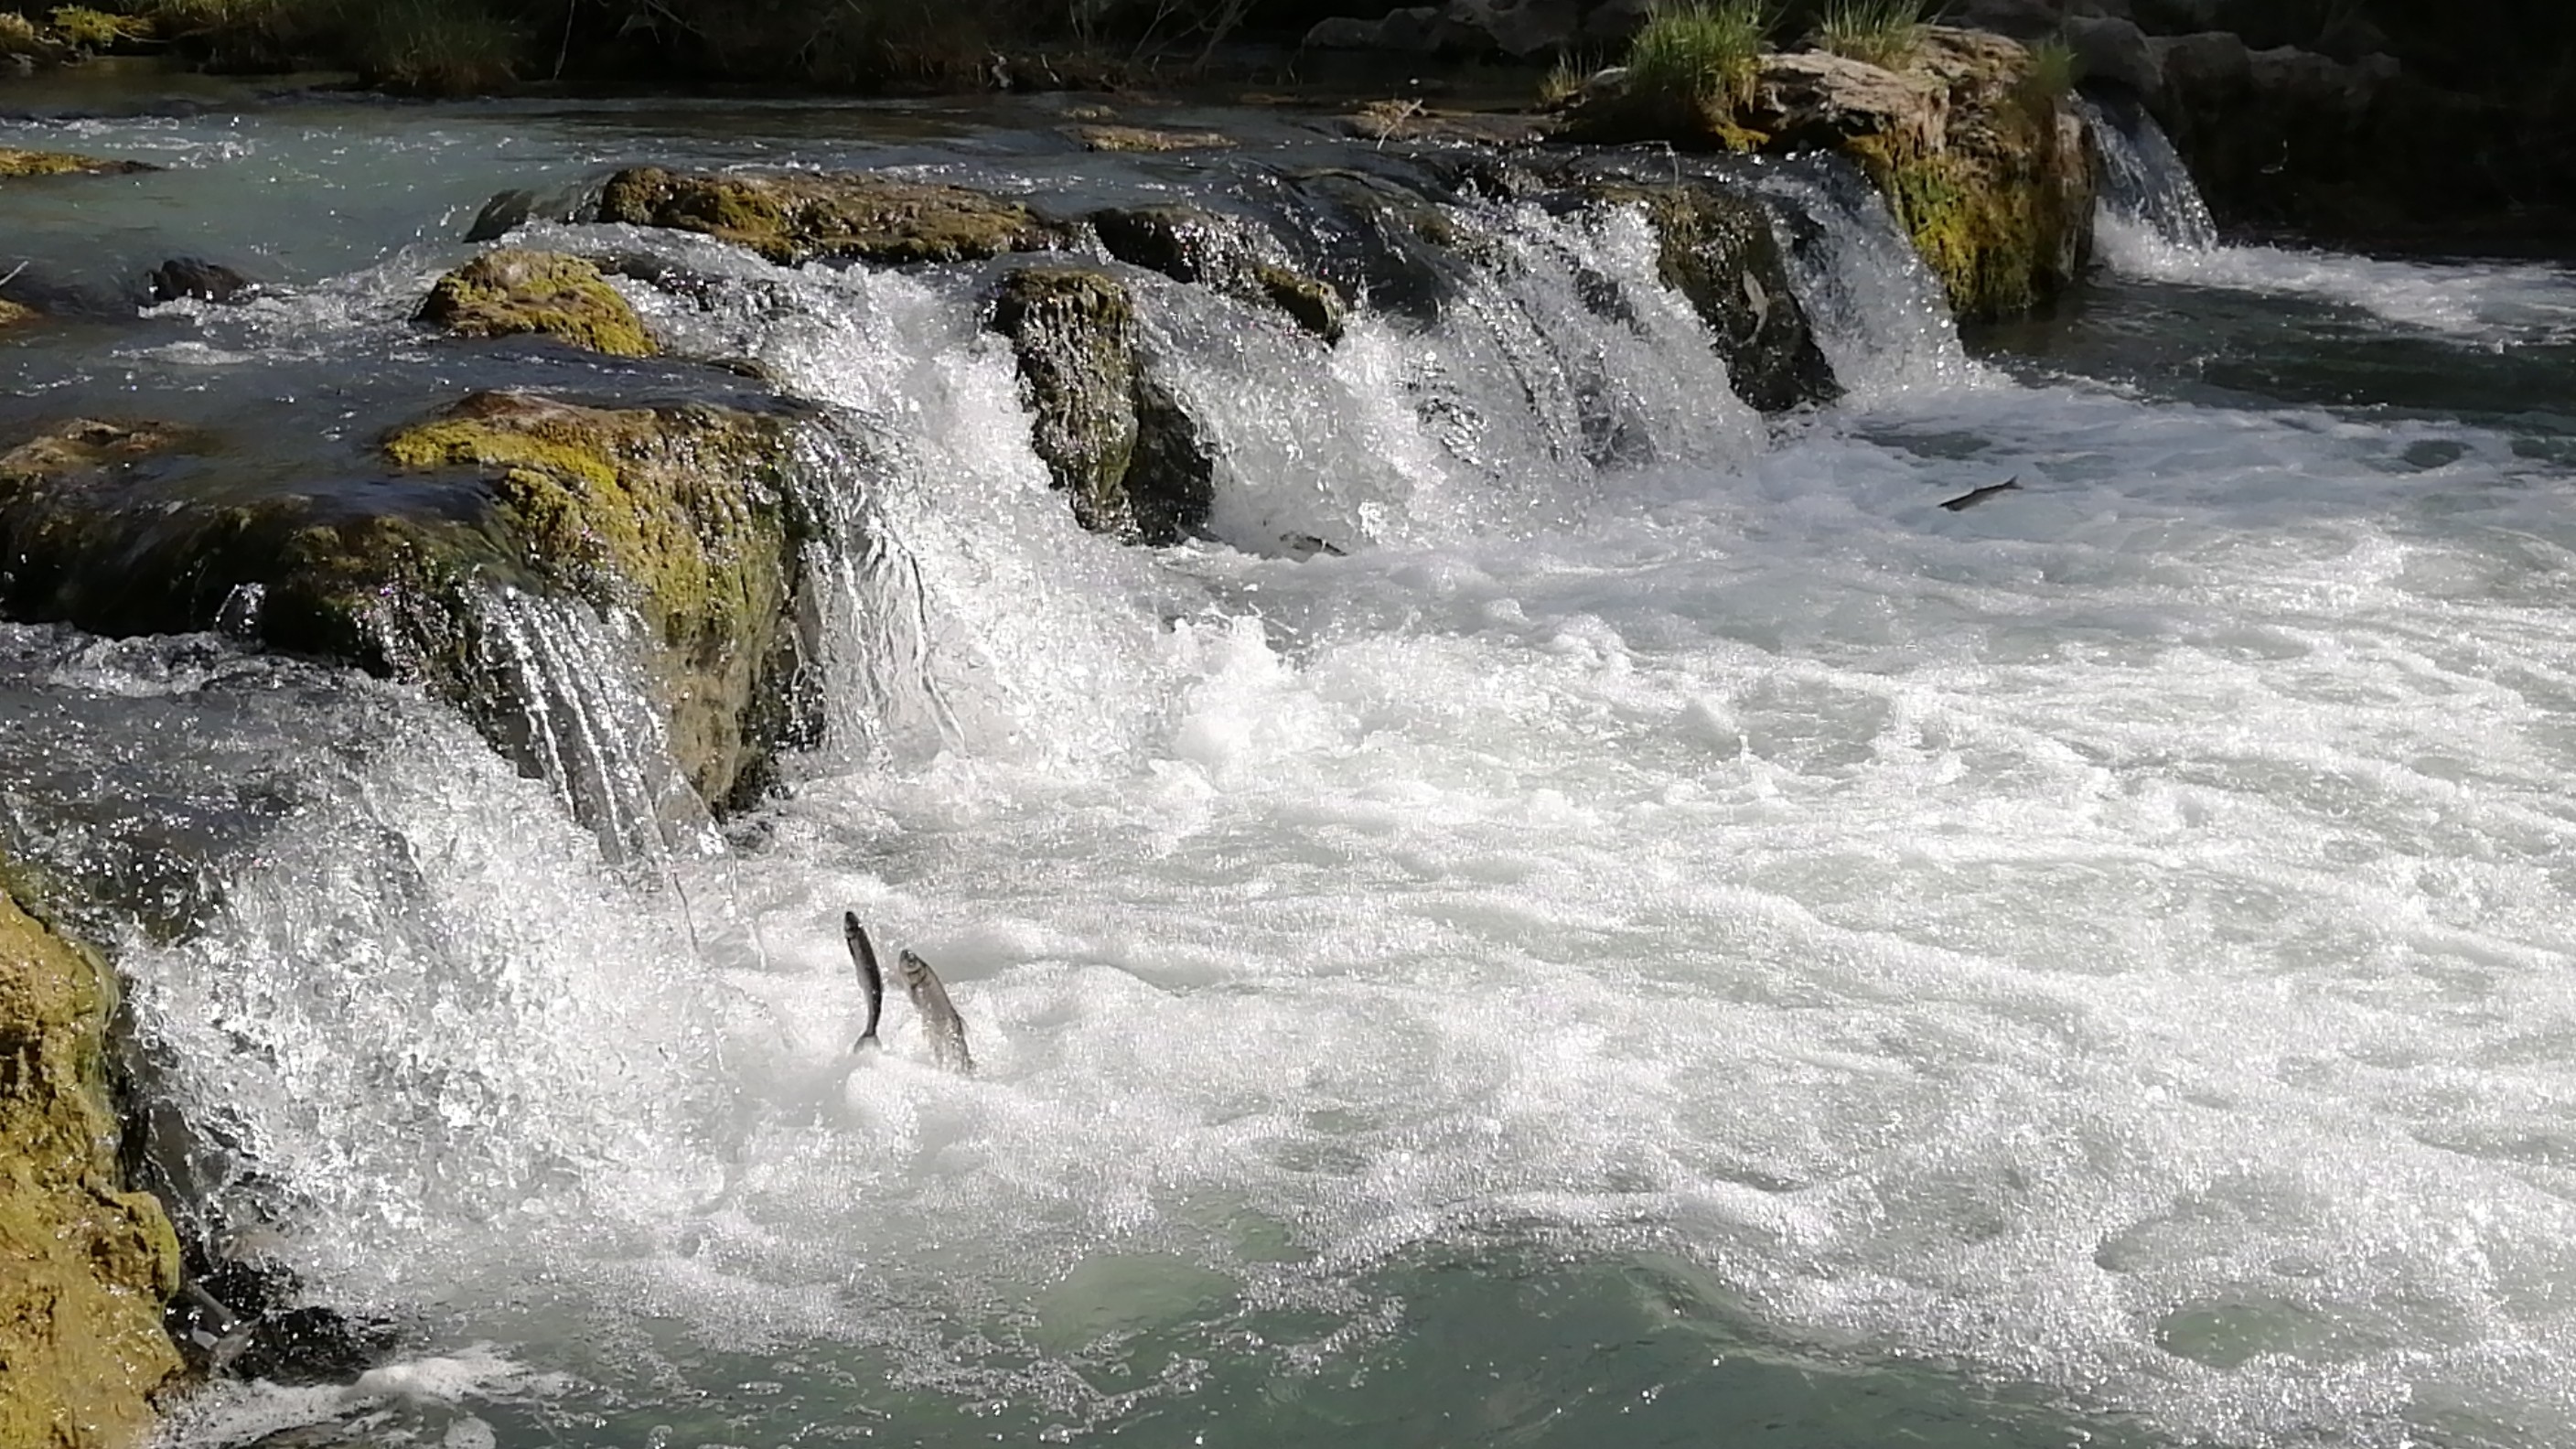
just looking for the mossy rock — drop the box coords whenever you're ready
[0,299,36,332]
[416,249,657,358]
[1070,124,1237,153]
[1850,28,2095,322]
[0,402,818,818]
[0,873,186,1449]
[1088,205,1348,344]
[0,147,159,179]
[986,265,1214,545]
[381,392,811,810]
[1572,179,1840,412]
[596,166,1069,268]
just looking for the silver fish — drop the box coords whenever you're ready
[843,912,884,1051]
[1939,476,2022,512]
[899,949,974,1074]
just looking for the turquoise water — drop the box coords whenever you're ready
[5,77,2575,1449]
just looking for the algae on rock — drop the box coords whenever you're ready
[986,265,1214,545]
[596,166,1068,268]
[0,401,818,819]
[0,875,185,1449]
[0,147,158,179]
[417,249,658,357]
[381,392,812,811]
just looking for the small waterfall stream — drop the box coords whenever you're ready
[5,91,2575,1449]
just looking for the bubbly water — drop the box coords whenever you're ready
[5,87,2576,1449]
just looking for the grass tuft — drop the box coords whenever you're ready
[49,5,155,48]
[347,0,520,94]
[1810,0,1926,71]
[2015,34,2080,113]
[1626,0,1773,115]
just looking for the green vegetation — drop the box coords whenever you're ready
[343,0,515,91]
[48,4,149,46]
[1810,0,1925,71]
[1626,0,1773,117]
[2014,34,2078,113]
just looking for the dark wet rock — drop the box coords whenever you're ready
[416,249,657,358]
[147,257,259,306]
[463,187,538,242]
[1269,168,1481,327]
[1089,204,1349,343]
[595,166,1070,268]
[0,870,186,1447]
[1558,177,1839,412]
[1302,6,1474,54]
[0,399,819,816]
[2066,14,2163,95]
[172,1251,406,1386]
[986,265,1214,544]
[1070,123,1237,152]
[0,145,158,178]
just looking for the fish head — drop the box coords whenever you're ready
[898,950,934,986]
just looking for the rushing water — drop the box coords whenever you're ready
[5,78,2576,1449]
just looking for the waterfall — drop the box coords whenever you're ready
[2077,91,2221,262]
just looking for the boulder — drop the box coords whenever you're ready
[1572,27,2095,318]
[2066,14,2162,95]
[594,166,1069,268]
[1070,124,1237,152]
[1299,5,1473,54]
[0,146,158,178]
[1447,0,1583,57]
[1562,178,1840,412]
[416,249,658,358]
[463,188,538,242]
[1578,0,1651,43]
[1088,204,1350,343]
[0,875,187,1449]
[146,257,259,306]
[0,399,818,816]
[986,266,1214,545]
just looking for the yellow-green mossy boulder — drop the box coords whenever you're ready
[1838,27,2095,322]
[382,392,808,809]
[0,875,186,1449]
[0,147,157,179]
[595,166,1069,268]
[0,299,36,332]
[417,249,657,358]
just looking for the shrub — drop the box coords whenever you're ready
[2015,34,2079,113]
[1626,0,1772,116]
[49,5,155,48]
[346,0,520,94]
[1810,0,1924,71]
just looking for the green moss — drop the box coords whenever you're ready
[1250,263,1346,344]
[596,166,1066,269]
[381,392,804,807]
[0,147,159,179]
[1071,124,1237,153]
[0,875,185,1449]
[416,249,657,359]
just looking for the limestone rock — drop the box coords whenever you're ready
[416,249,657,358]
[986,266,1213,544]
[1089,204,1349,343]
[1070,124,1237,152]
[0,146,157,179]
[0,875,186,1449]
[595,166,1068,268]
[1741,50,1949,148]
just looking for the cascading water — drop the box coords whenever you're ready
[2078,91,2221,259]
[4,89,2576,1449]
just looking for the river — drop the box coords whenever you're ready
[4,73,2575,1449]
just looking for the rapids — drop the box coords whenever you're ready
[5,80,2575,1449]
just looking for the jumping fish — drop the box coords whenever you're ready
[843,912,885,1052]
[1938,476,2021,511]
[899,950,975,1075]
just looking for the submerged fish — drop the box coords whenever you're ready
[843,912,885,1051]
[899,950,975,1075]
[1938,476,2022,511]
